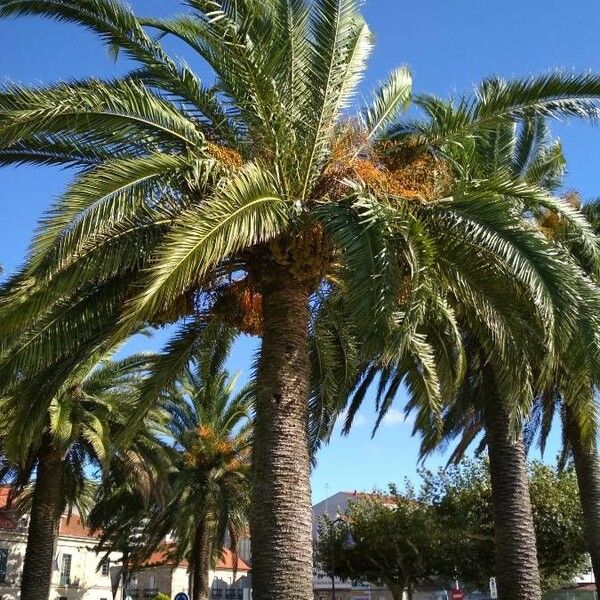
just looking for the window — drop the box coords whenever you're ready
[60,553,72,585]
[100,558,110,576]
[0,548,7,583]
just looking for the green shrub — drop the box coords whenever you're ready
[152,593,171,600]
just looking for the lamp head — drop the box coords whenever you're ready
[342,530,357,550]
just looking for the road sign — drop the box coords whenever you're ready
[450,589,465,600]
[175,593,190,600]
[489,577,498,599]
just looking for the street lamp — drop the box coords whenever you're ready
[330,517,356,600]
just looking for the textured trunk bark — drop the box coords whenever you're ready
[120,545,129,600]
[565,406,600,584]
[250,269,313,600]
[482,378,541,600]
[20,434,64,600]
[191,519,213,600]
[188,567,194,600]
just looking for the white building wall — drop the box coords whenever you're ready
[0,526,121,600]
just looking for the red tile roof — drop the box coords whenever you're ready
[142,545,249,572]
[0,485,98,539]
[0,514,17,530]
[59,515,99,540]
[218,548,250,571]
[142,546,187,568]
[0,486,11,509]
[0,486,20,530]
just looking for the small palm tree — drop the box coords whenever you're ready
[3,3,600,600]
[153,340,251,600]
[92,336,251,600]
[0,352,159,600]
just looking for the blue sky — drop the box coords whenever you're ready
[2,0,600,502]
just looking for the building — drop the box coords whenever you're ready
[126,547,251,600]
[0,490,120,600]
[0,487,251,600]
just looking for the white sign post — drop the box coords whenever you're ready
[489,577,498,599]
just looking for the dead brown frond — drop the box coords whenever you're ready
[539,190,583,239]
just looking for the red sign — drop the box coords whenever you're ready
[451,590,465,600]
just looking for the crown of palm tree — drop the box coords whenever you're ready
[1,0,600,450]
[387,113,600,461]
[0,349,167,521]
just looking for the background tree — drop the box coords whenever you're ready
[318,459,587,597]
[316,491,441,600]
[421,459,588,592]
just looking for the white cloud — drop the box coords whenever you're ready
[381,408,406,427]
[353,413,367,427]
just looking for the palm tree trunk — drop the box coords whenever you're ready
[482,377,541,600]
[191,518,213,600]
[565,405,600,584]
[20,434,64,600]
[120,544,129,600]
[250,268,313,600]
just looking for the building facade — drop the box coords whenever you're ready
[0,511,120,600]
[0,488,251,600]
[126,548,251,600]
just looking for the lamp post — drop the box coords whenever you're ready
[329,517,357,600]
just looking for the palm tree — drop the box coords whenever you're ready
[89,415,173,599]
[376,112,599,599]
[338,113,598,598]
[149,342,251,600]
[0,352,158,600]
[92,333,251,600]
[568,198,600,586]
[3,3,600,599]
[516,195,600,586]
